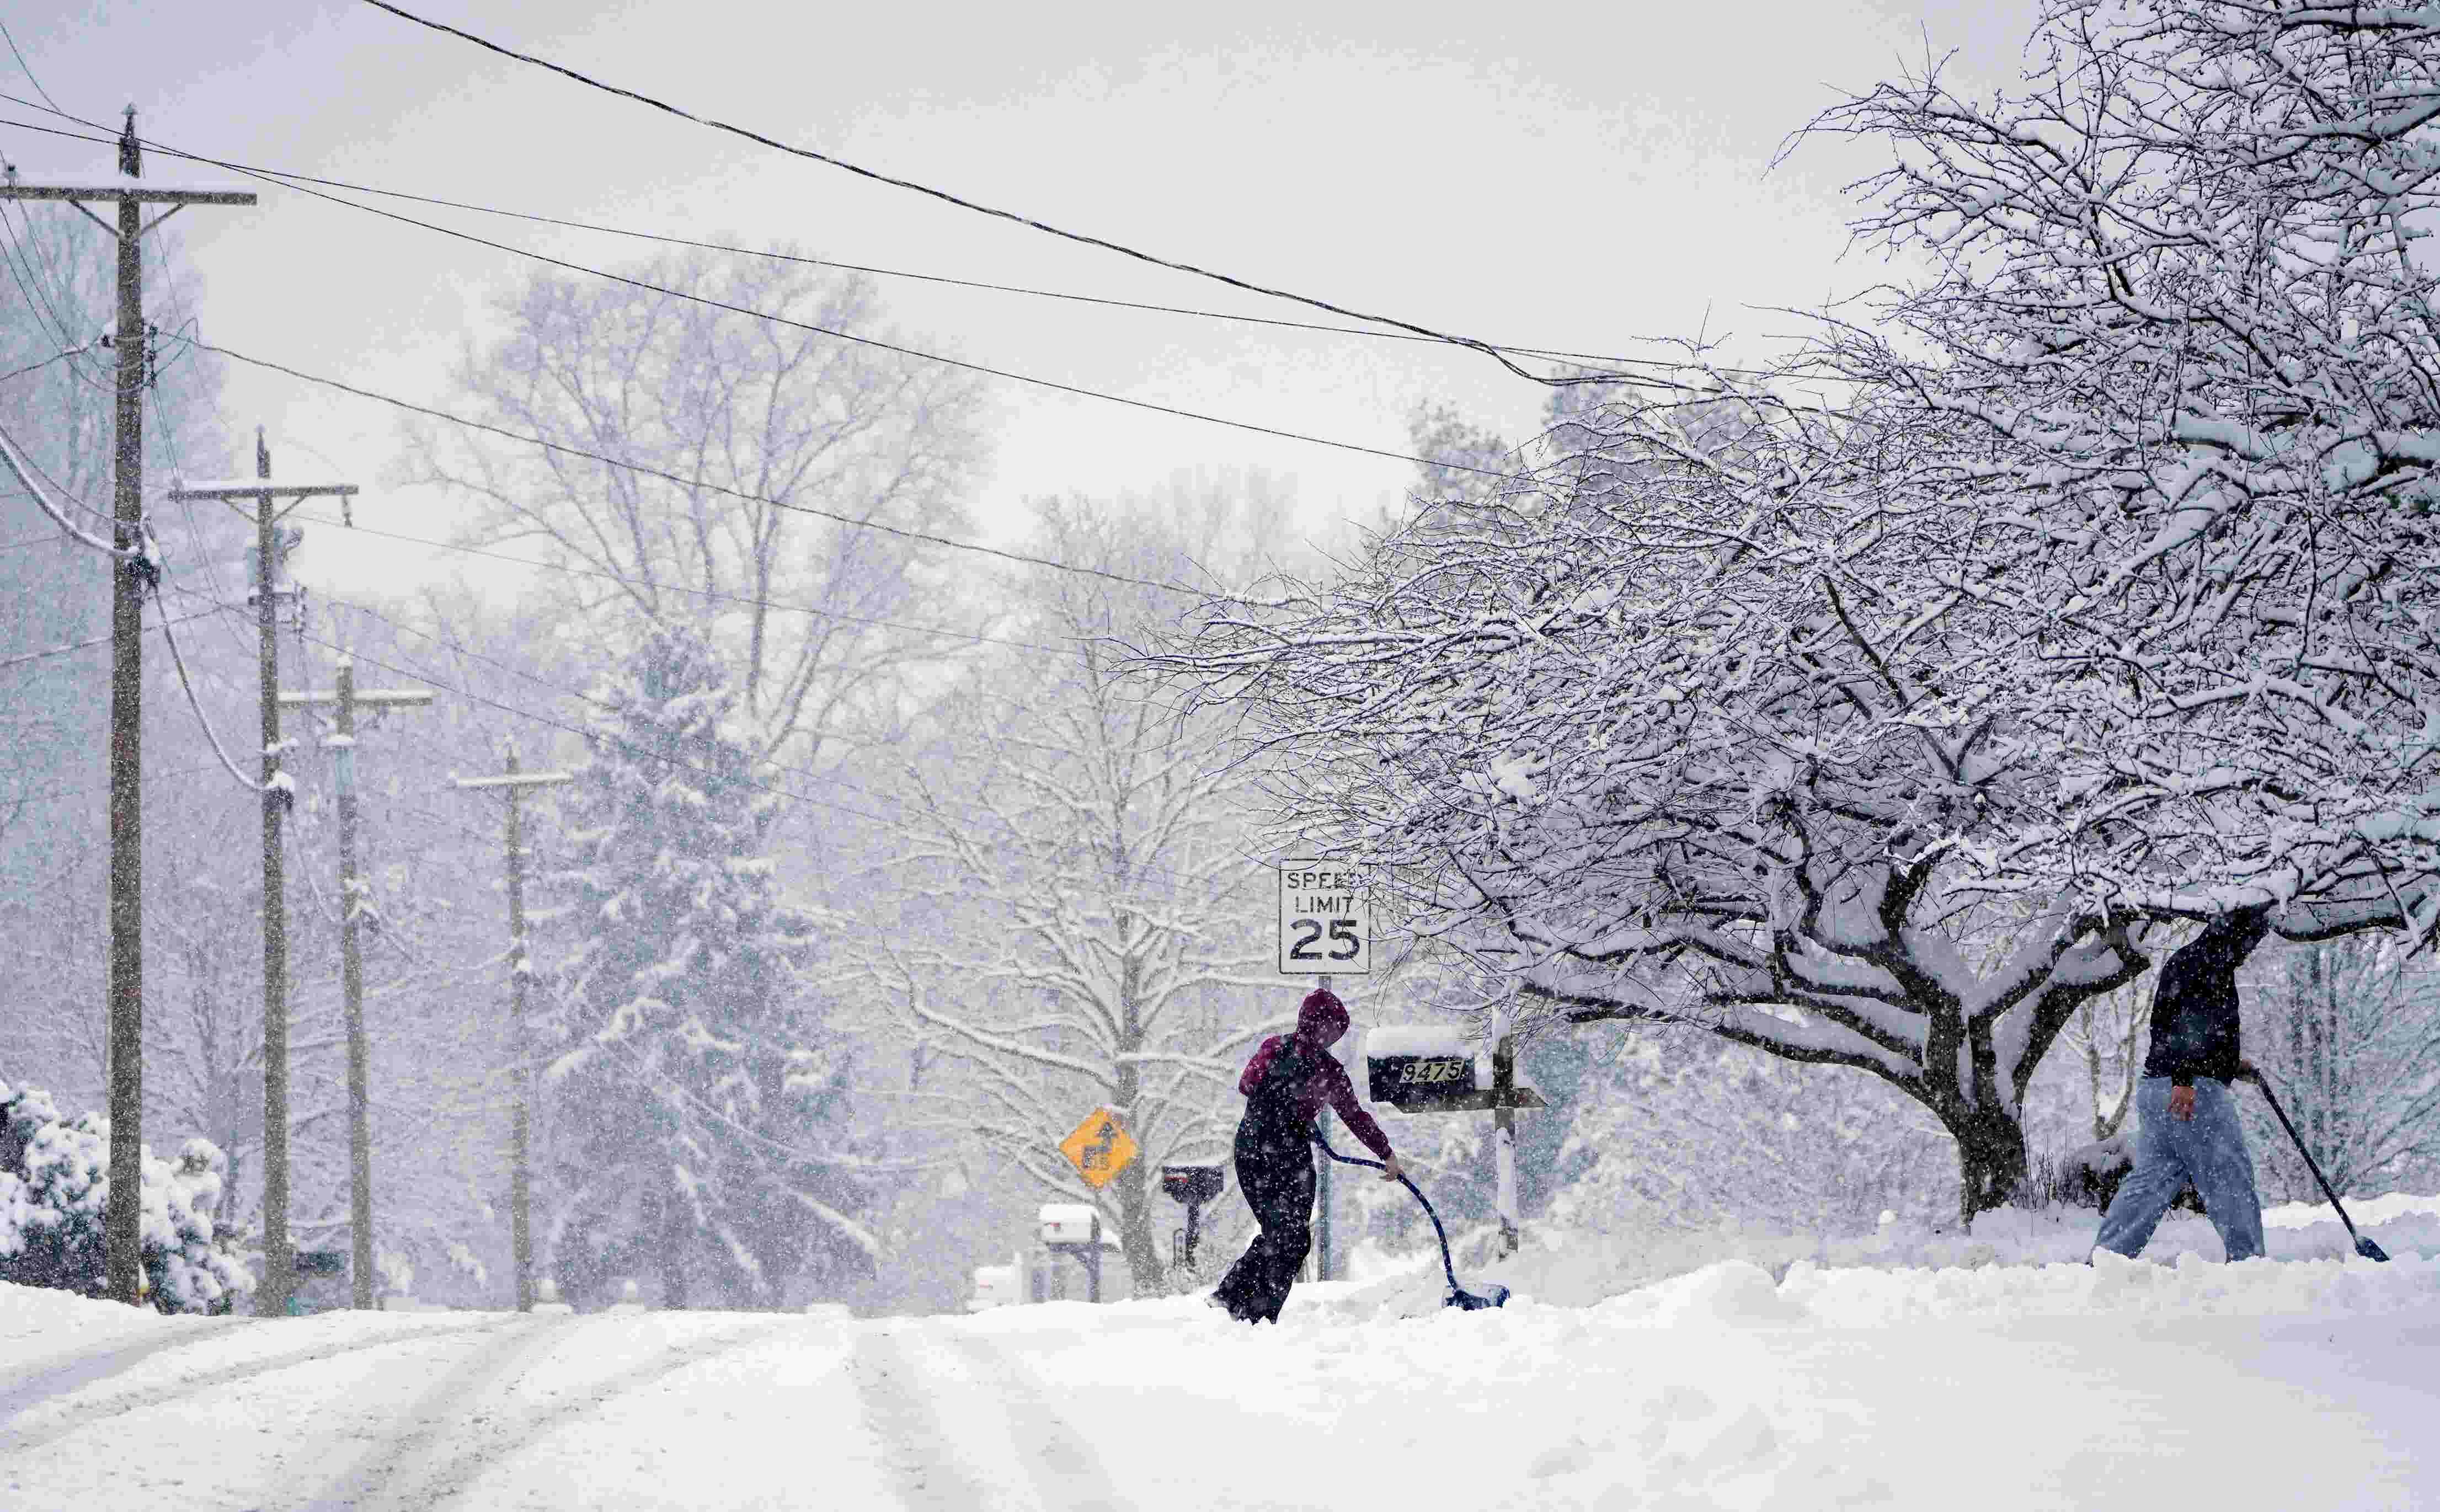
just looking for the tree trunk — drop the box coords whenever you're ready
[660,1193,688,1310]
[1951,1104,2030,1226]
[1114,1160,1167,1296]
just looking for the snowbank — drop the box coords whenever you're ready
[1321,1192,2440,1323]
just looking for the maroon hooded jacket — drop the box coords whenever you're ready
[1238,988,1395,1161]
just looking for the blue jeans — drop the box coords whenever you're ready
[2092,1077,2265,1262]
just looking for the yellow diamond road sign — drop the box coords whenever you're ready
[1060,1107,1138,1190]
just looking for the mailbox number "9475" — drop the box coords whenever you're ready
[1288,917,1362,961]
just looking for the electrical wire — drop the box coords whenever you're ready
[0,18,63,115]
[0,110,1757,385]
[167,333,1221,598]
[0,762,234,809]
[148,165,1532,492]
[2,108,1563,479]
[147,571,267,793]
[311,590,1262,906]
[160,579,891,824]
[0,339,94,386]
[163,581,1257,904]
[357,0,1632,391]
[0,414,125,555]
[0,605,216,672]
[277,506,1072,656]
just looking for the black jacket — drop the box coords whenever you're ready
[2143,910,2273,1087]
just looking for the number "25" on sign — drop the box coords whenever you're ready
[1286,917,1361,961]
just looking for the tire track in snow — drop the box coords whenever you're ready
[944,1332,1125,1512]
[0,1316,252,1426]
[852,1328,1002,1512]
[852,1327,1126,1512]
[300,1314,783,1511]
[289,1312,583,1511]
[0,1314,519,1460]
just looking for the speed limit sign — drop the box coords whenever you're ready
[1277,859,1370,975]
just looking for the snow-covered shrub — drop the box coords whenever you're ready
[0,1078,254,1312]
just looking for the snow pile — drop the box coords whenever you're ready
[1325,1188,2440,1323]
[2266,1189,2440,1230]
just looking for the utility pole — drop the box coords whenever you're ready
[280,655,432,1309]
[167,453,356,1316]
[453,744,572,1312]
[1,111,255,1306]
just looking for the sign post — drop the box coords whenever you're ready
[1275,859,1370,1280]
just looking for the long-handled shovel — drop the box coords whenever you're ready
[2248,1071,2390,1262]
[1312,1130,1509,1310]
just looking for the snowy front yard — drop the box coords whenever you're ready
[2,1199,2435,1511]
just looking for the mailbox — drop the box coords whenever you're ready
[1365,1025,1491,1111]
[1160,1166,1225,1205]
[968,1263,1022,1312]
[1039,1203,1102,1246]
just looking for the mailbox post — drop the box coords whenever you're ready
[1039,1204,1105,1302]
[1364,1023,1545,1256]
[1160,1165,1225,1271]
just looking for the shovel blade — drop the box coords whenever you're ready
[1446,1284,1510,1311]
[2356,1237,2391,1263]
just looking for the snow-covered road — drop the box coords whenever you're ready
[3,1243,2437,1512]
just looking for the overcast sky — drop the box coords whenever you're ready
[2,0,2039,603]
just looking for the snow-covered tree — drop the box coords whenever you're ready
[1786,0,2440,931]
[863,494,1286,1295]
[0,1078,252,1313]
[1155,396,2161,1221]
[542,620,871,1308]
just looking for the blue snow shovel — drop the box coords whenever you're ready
[2249,1071,2389,1263]
[1311,1130,1510,1310]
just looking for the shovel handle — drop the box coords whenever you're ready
[2249,1073,2369,1248]
[1312,1130,1465,1296]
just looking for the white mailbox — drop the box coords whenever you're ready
[1039,1203,1102,1246]
[968,1263,1022,1312]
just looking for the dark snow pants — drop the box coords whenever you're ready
[1211,1120,1315,1323]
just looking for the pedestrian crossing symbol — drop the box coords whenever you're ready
[1059,1107,1139,1190]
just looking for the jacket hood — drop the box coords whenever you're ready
[1294,988,1349,1049]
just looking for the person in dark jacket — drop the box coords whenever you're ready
[2092,906,2275,1263]
[1210,987,1401,1323]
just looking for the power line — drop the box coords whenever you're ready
[0,763,234,810]
[150,165,1532,493]
[0,110,1747,384]
[278,507,1073,657]
[0,414,126,557]
[0,18,63,115]
[1,105,1554,485]
[357,0,1627,390]
[171,583,1257,904]
[148,575,266,794]
[161,579,896,826]
[0,605,216,672]
[0,338,95,387]
[315,591,1262,905]
[170,333,1228,598]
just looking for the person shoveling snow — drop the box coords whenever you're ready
[1210,987,1402,1323]
[2092,907,2273,1264]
